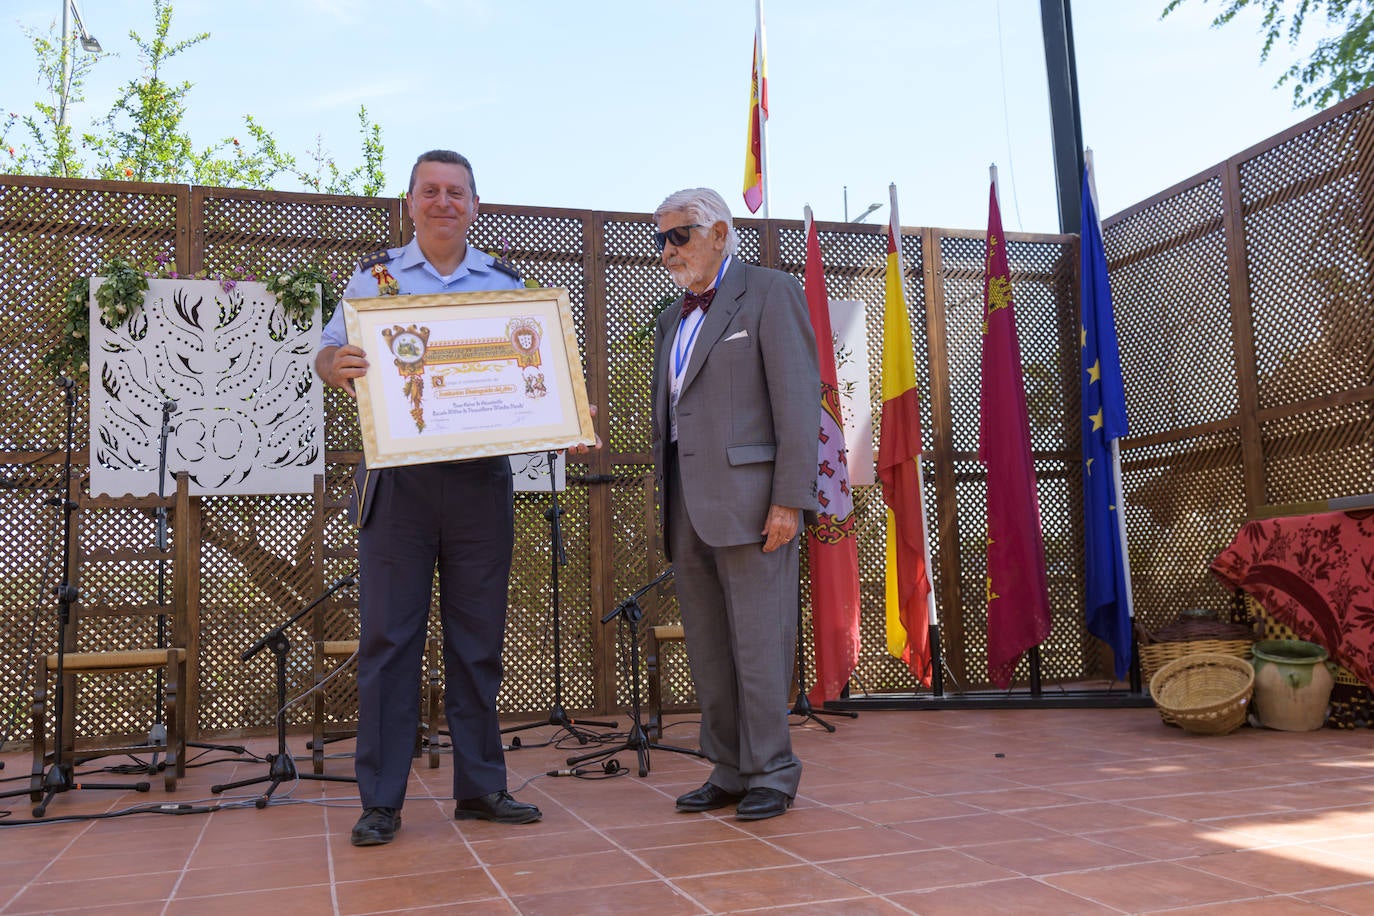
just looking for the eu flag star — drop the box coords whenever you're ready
[1088,359,1101,384]
[1090,408,1105,432]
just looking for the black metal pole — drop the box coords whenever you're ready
[1040,0,1085,234]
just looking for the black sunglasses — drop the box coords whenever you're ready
[652,224,703,251]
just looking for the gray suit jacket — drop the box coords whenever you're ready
[652,258,821,547]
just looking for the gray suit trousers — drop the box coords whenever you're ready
[668,456,802,797]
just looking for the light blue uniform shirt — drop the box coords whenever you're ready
[319,238,523,350]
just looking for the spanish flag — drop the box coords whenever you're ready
[742,5,768,214]
[877,184,932,685]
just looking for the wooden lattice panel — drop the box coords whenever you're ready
[499,485,596,714]
[602,216,676,456]
[1103,177,1238,438]
[940,234,993,456]
[198,492,319,730]
[1239,100,1374,412]
[1122,429,1247,631]
[0,466,65,739]
[471,209,589,362]
[200,192,392,267]
[1,178,181,451]
[1262,404,1374,504]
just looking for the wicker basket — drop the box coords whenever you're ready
[1138,616,1255,724]
[1149,653,1254,736]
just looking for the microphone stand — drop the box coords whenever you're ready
[502,451,616,743]
[210,575,359,808]
[563,567,704,777]
[149,399,243,764]
[1,377,150,816]
[788,567,857,731]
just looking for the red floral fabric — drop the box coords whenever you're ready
[1211,509,1374,689]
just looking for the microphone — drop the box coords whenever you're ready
[546,767,582,777]
[57,376,76,390]
[330,575,358,590]
[163,398,179,416]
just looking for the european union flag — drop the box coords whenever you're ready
[1080,166,1132,681]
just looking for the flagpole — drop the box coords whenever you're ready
[756,0,769,219]
[1085,148,1140,692]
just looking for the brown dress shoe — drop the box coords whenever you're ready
[454,790,542,824]
[675,781,745,812]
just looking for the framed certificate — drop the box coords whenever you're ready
[343,288,596,468]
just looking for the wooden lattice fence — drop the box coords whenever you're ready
[2,87,1371,743]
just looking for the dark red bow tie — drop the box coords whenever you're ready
[680,288,716,318]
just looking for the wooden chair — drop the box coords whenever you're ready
[309,473,360,775]
[645,624,690,738]
[31,472,195,793]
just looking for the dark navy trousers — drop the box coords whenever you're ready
[354,458,513,808]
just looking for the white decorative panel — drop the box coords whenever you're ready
[830,300,875,486]
[89,279,325,497]
[510,450,566,493]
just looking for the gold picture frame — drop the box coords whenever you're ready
[343,288,595,468]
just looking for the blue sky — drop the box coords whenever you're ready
[2,1,1336,232]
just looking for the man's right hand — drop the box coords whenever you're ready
[316,344,369,397]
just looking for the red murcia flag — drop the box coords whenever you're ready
[979,178,1052,688]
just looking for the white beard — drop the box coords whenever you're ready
[666,264,692,288]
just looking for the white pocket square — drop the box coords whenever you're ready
[724,329,749,342]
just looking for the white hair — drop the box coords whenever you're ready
[653,187,740,256]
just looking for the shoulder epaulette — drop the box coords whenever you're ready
[358,249,392,271]
[490,257,523,282]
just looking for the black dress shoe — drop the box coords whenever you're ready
[675,781,745,812]
[735,787,792,821]
[454,790,542,824]
[351,807,401,846]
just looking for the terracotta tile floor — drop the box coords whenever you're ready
[3,707,1373,914]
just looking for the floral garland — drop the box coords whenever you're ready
[49,253,339,383]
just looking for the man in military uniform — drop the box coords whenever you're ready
[316,149,543,846]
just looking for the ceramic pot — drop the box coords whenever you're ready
[1251,639,1334,731]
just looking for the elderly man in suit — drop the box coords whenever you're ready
[650,187,820,821]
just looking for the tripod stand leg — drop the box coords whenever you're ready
[571,580,706,778]
[215,629,357,807]
[789,576,858,731]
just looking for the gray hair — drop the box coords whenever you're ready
[409,150,476,195]
[654,188,739,257]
